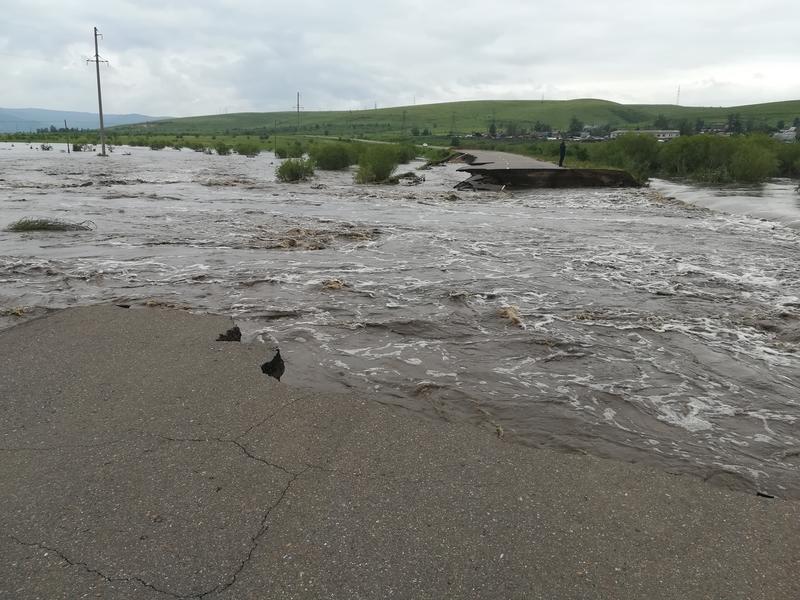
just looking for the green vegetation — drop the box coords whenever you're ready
[275,139,304,158]
[308,142,356,170]
[276,158,315,182]
[354,144,419,183]
[355,145,400,183]
[4,97,797,186]
[96,98,800,140]
[233,140,261,157]
[6,217,95,232]
[5,98,800,146]
[463,133,800,184]
[214,141,231,156]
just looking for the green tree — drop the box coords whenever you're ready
[729,137,778,182]
[676,119,694,136]
[653,114,670,129]
[533,120,551,132]
[727,113,743,134]
[568,116,584,135]
[489,121,497,137]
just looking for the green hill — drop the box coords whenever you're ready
[115,98,800,137]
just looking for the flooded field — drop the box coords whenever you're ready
[2,143,799,497]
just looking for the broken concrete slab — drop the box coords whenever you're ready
[454,149,639,189]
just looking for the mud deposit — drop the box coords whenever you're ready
[2,143,799,497]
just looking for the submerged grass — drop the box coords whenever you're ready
[6,217,96,232]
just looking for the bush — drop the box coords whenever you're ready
[308,142,354,170]
[729,139,778,183]
[657,134,782,183]
[355,145,399,183]
[234,141,261,157]
[776,142,800,177]
[395,144,418,164]
[7,217,94,232]
[275,140,304,159]
[590,133,660,182]
[215,142,231,156]
[276,158,314,182]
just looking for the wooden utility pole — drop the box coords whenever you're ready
[296,92,301,130]
[88,27,108,156]
[65,119,70,154]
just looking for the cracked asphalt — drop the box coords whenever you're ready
[1,305,799,599]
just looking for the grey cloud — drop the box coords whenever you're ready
[1,0,798,115]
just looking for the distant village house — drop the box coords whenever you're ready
[772,126,797,143]
[610,129,681,140]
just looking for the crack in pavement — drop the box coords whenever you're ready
[236,396,304,440]
[8,534,183,599]
[5,430,311,598]
[198,466,311,598]
[7,464,312,599]
[139,431,298,477]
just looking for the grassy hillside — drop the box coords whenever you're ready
[114,98,800,137]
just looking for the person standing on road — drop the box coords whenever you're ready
[558,139,567,167]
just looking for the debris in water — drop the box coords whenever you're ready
[498,305,524,327]
[1,306,29,317]
[389,171,425,186]
[6,217,96,232]
[413,381,447,396]
[322,278,348,290]
[142,299,191,310]
[248,223,380,251]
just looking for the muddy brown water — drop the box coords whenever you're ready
[2,143,799,497]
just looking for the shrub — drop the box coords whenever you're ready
[7,217,94,232]
[275,140,304,159]
[308,142,354,170]
[729,139,778,183]
[355,145,399,183]
[276,158,314,182]
[776,142,800,177]
[215,142,231,156]
[234,141,261,157]
[573,145,589,161]
[395,144,417,164]
[590,133,660,182]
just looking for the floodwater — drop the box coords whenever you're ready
[2,142,799,497]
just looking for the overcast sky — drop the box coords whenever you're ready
[2,0,798,117]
